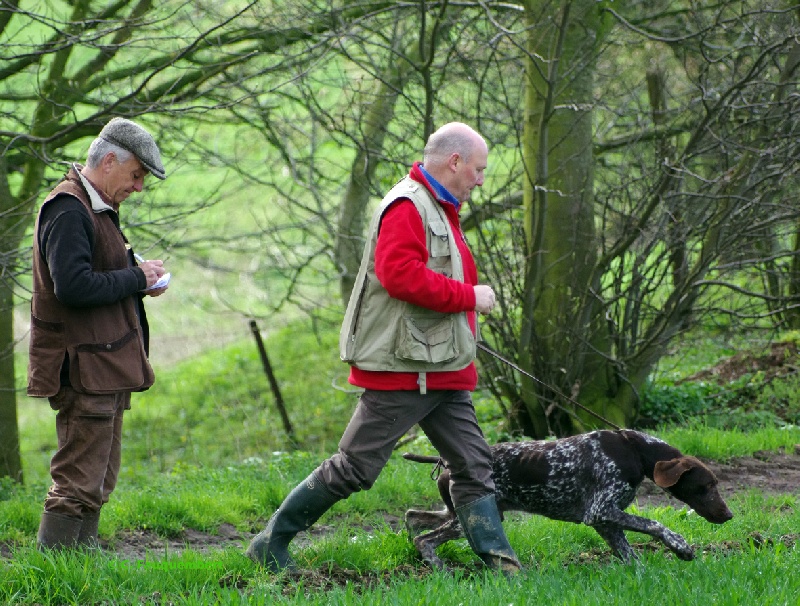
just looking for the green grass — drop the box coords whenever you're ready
[5,405,800,605]
[17,318,800,485]
[1,485,798,604]
[658,424,800,460]
[16,317,356,484]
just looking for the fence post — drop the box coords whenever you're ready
[249,319,297,448]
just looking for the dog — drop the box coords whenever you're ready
[403,429,733,568]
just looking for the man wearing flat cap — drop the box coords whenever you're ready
[28,117,169,550]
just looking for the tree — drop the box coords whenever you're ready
[514,0,614,435]
[474,0,800,436]
[245,0,800,438]
[335,3,456,304]
[6,0,800,481]
[0,0,390,480]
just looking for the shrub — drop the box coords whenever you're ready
[637,381,720,427]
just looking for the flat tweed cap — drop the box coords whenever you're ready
[99,117,166,180]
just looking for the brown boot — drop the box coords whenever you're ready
[77,509,101,549]
[36,511,82,550]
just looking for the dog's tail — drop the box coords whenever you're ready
[402,452,442,464]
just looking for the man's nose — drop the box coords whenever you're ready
[134,179,143,192]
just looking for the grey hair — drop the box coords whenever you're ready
[86,137,133,168]
[423,122,482,166]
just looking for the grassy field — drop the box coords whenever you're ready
[4,320,800,604]
[1,456,798,604]
[4,543,798,605]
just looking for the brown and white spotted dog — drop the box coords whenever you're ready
[403,429,733,568]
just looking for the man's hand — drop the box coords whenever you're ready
[474,284,497,314]
[139,259,165,288]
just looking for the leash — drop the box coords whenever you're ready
[477,342,622,431]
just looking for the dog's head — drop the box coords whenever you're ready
[653,455,733,523]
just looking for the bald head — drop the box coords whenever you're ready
[422,122,488,204]
[423,122,486,167]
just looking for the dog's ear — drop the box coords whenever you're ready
[653,457,696,488]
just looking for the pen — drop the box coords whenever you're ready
[133,252,145,264]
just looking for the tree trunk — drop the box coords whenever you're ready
[0,156,23,482]
[0,277,22,482]
[518,0,626,436]
[0,97,50,480]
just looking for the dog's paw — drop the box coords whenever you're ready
[674,545,695,561]
[404,510,427,538]
[664,530,695,561]
[413,536,447,570]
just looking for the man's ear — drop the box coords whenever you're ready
[448,152,460,172]
[100,152,118,173]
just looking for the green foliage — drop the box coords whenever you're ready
[0,476,17,501]
[640,379,790,431]
[751,373,800,425]
[639,381,719,426]
[642,331,800,431]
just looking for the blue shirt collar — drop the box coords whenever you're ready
[419,164,460,211]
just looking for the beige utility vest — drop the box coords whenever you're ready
[339,177,476,392]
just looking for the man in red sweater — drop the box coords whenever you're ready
[247,122,520,574]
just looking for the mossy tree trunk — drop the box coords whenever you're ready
[516,0,626,436]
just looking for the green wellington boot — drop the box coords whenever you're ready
[246,472,340,571]
[456,494,522,575]
[77,509,102,549]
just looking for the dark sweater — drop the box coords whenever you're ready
[38,194,147,306]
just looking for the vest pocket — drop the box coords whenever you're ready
[70,329,151,394]
[428,220,450,255]
[427,220,451,276]
[395,314,458,364]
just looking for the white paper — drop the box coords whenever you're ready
[144,272,171,292]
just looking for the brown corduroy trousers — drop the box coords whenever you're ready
[43,387,129,518]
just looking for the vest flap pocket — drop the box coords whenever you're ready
[395,315,458,364]
[71,330,150,394]
[428,220,450,258]
[425,322,453,346]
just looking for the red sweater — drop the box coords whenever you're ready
[348,163,479,391]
